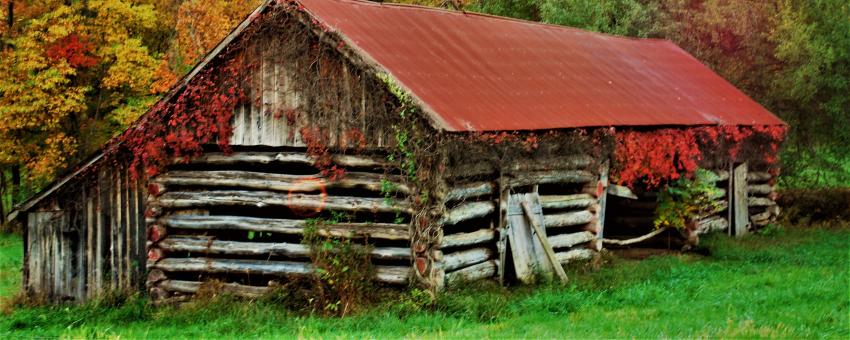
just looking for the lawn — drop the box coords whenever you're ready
[1,226,848,338]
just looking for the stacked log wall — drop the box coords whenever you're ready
[431,153,602,288]
[747,170,780,229]
[145,149,412,300]
[24,164,147,302]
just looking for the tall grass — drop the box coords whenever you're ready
[1,226,848,338]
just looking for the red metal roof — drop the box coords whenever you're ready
[299,0,785,131]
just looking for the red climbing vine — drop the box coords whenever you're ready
[613,125,787,188]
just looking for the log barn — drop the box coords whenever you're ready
[9,0,786,303]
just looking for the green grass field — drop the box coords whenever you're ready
[1,226,848,338]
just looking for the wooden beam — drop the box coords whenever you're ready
[158,236,409,260]
[438,247,493,272]
[440,229,496,249]
[154,170,409,195]
[161,215,409,240]
[159,280,269,298]
[445,260,498,286]
[543,210,594,228]
[440,201,496,225]
[548,231,595,249]
[181,151,388,168]
[607,184,637,199]
[154,190,411,214]
[555,248,594,264]
[539,194,595,210]
[150,258,408,284]
[442,182,495,202]
[506,170,594,188]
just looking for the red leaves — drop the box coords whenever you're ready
[615,128,702,188]
[300,127,346,181]
[614,125,786,188]
[46,34,98,68]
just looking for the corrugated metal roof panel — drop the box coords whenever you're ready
[299,0,785,131]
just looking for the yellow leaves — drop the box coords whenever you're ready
[88,0,158,46]
[150,60,178,95]
[175,0,261,64]
[102,38,158,91]
[25,133,78,182]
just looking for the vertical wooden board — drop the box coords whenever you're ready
[596,161,610,251]
[733,163,749,237]
[51,213,60,298]
[506,193,552,284]
[727,163,734,236]
[136,177,146,289]
[114,168,123,290]
[123,169,132,289]
[496,179,508,284]
[95,171,104,293]
[26,213,39,294]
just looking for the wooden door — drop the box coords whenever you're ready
[506,192,553,283]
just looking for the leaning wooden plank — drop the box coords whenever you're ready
[445,260,498,286]
[157,237,409,260]
[438,248,494,272]
[549,231,595,249]
[539,194,595,210]
[154,171,410,195]
[522,201,569,283]
[151,258,408,284]
[748,197,776,207]
[161,215,409,240]
[555,249,595,264]
[155,190,411,214]
[439,229,497,249]
[159,280,269,298]
[507,170,595,188]
[543,210,594,228]
[607,184,638,199]
[180,152,388,168]
[747,184,774,196]
[440,201,496,225]
[442,182,495,202]
[746,171,772,182]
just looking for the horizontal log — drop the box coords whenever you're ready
[445,260,498,285]
[747,171,772,182]
[608,185,638,199]
[507,170,595,188]
[697,216,729,234]
[151,257,408,284]
[162,215,409,240]
[443,182,495,202]
[181,152,388,168]
[549,231,595,249]
[748,197,776,207]
[154,190,411,214]
[748,184,774,196]
[506,154,593,172]
[544,210,594,228]
[555,248,595,264]
[159,280,269,298]
[440,201,496,225]
[157,236,409,260]
[439,247,494,272]
[751,211,771,223]
[539,194,595,210]
[155,171,410,195]
[440,229,496,249]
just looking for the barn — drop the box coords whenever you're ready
[9,0,785,303]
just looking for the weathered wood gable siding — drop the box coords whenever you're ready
[228,26,397,149]
[25,164,147,302]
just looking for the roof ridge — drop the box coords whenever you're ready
[325,0,675,44]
